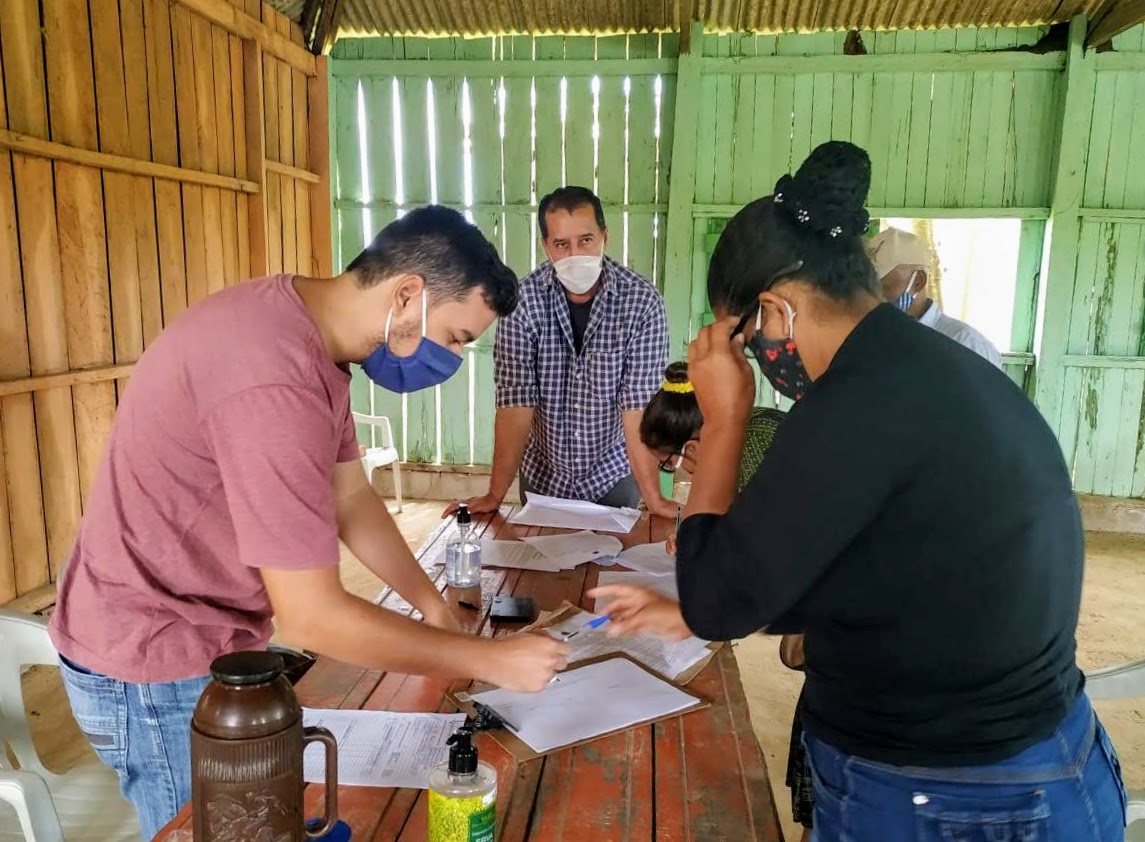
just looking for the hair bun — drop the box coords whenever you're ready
[663,361,689,384]
[773,141,871,240]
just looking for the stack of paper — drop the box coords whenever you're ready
[613,542,676,576]
[482,531,623,572]
[480,540,562,572]
[541,605,712,683]
[509,493,641,534]
[302,708,467,788]
[468,657,699,754]
[521,531,623,568]
[594,569,680,605]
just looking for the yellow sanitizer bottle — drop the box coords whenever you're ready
[428,727,497,842]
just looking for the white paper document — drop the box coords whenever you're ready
[543,606,712,682]
[509,493,641,534]
[302,708,467,789]
[521,531,623,568]
[594,570,680,605]
[480,539,562,571]
[613,541,676,576]
[469,657,698,753]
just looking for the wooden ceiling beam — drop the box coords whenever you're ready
[302,0,345,55]
[1087,0,1145,48]
[300,0,322,49]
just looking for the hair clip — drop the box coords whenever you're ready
[829,226,843,238]
[774,191,784,203]
[796,209,810,223]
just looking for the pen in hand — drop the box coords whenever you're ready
[561,615,610,640]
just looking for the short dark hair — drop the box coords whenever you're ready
[347,205,518,317]
[708,141,879,316]
[537,186,607,239]
[639,362,704,453]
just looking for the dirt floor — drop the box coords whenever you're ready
[21,502,1145,842]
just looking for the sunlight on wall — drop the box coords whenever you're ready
[885,218,1022,352]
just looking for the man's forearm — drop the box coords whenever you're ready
[338,488,447,617]
[489,406,535,499]
[279,589,489,679]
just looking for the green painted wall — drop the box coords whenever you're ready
[331,18,1145,498]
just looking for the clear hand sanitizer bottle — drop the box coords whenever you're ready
[428,727,497,842]
[445,503,481,588]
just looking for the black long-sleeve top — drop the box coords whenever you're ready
[677,304,1084,766]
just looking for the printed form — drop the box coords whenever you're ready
[469,657,699,754]
[302,709,467,789]
[545,607,712,681]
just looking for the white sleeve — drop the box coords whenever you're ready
[959,329,1004,369]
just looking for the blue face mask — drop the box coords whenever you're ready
[893,270,921,312]
[360,291,462,393]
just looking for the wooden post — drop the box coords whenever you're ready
[309,55,333,275]
[662,21,705,360]
[1087,0,1145,48]
[1034,15,1097,438]
[244,41,270,276]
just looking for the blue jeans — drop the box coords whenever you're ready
[806,693,1128,842]
[59,655,210,841]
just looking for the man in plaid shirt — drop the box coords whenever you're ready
[452,187,676,518]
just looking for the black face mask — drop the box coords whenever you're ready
[731,261,810,401]
[744,300,810,401]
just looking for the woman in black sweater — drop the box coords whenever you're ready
[593,141,1127,841]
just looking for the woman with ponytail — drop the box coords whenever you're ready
[593,141,1127,841]
[639,361,784,494]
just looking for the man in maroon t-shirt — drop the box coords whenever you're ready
[49,206,567,839]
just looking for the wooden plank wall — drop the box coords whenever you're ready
[0,0,331,606]
[1049,25,1145,498]
[333,21,1145,498]
[331,34,677,466]
[674,23,1145,496]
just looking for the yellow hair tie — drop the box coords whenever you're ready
[661,381,695,394]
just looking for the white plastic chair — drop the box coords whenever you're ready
[0,610,140,841]
[1086,657,1145,840]
[352,411,403,513]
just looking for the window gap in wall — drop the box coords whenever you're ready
[560,77,568,186]
[591,75,601,195]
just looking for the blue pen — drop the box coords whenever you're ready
[562,615,609,640]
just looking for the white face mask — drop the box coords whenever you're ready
[552,252,603,295]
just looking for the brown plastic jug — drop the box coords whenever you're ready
[190,651,338,842]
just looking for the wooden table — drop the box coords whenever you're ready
[156,509,784,841]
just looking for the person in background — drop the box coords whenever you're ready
[448,186,674,519]
[593,142,1126,841]
[640,361,784,505]
[868,226,1003,368]
[49,207,568,840]
[639,362,813,841]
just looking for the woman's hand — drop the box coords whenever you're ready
[586,585,692,641]
[687,317,755,431]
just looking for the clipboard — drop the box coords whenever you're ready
[522,600,723,686]
[447,653,709,761]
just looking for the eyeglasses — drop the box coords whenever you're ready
[731,261,805,339]
[658,447,687,474]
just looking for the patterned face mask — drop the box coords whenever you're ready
[893,270,922,312]
[746,299,810,402]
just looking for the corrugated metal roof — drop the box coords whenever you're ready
[268,0,1105,37]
